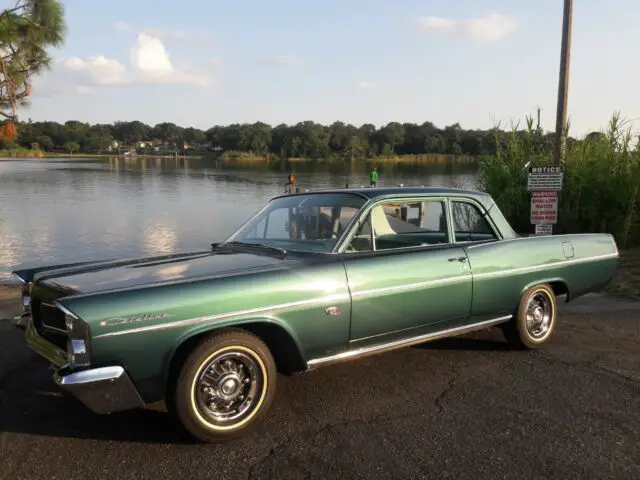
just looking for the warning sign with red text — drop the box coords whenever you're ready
[530,191,558,224]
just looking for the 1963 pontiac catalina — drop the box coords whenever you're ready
[12,187,619,442]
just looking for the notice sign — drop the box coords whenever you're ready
[530,191,558,224]
[535,224,553,236]
[527,166,564,191]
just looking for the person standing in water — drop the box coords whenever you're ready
[369,167,378,187]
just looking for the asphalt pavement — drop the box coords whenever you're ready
[0,288,638,480]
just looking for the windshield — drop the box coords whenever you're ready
[225,193,368,252]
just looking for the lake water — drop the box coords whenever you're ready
[0,157,478,282]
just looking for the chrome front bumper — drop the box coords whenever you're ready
[24,319,145,415]
[53,365,145,414]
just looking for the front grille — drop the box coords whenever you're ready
[41,303,67,332]
[32,299,68,350]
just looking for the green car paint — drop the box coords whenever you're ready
[12,186,619,414]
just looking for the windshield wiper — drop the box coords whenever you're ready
[211,241,288,258]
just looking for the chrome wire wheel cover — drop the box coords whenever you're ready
[194,351,262,425]
[525,291,553,339]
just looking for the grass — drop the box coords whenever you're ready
[44,152,205,159]
[3,146,477,166]
[0,147,44,158]
[2,150,207,160]
[216,150,477,166]
[478,112,640,248]
[218,151,280,164]
[44,152,110,158]
[372,154,476,165]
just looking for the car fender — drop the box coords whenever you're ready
[519,276,570,301]
[163,315,307,386]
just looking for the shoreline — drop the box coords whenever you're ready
[1,152,479,166]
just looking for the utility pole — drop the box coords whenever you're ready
[553,0,574,165]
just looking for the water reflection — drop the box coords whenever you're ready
[142,221,178,256]
[0,157,478,281]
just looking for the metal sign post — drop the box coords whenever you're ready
[528,166,564,235]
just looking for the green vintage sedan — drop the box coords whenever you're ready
[12,187,619,442]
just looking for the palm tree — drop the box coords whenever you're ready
[0,0,66,139]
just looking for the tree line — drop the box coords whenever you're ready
[0,117,585,159]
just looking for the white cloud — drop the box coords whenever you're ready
[114,21,132,32]
[261,55,308,67]
[416,12,517,42]
[64,55,129,85]
[59,33,212,91]
[113,21,212,45]
[75,85,93,95]
[130,34,174,75]
[419,16,457,32]
[130,33,211,86]
[356,81,379,90]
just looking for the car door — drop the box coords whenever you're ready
[339,197,473,349]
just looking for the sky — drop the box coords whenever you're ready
[14,0,640,137]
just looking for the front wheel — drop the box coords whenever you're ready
[174,329,277,443]
[502,283,557,349]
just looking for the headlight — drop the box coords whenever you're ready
[56,301,91,368]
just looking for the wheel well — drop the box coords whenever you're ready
[164,322,306,407]
[239,322,306,375]
[548,281,570,302]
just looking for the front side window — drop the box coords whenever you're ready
[373,199,449,250]
[343,199,450,252]
[226,193,367,252]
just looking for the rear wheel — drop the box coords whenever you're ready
[174,329,277,443]
[502,283,557,349]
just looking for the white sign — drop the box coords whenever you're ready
[528,166,564,191]
[530,191,558,224]
[534,224,553,236]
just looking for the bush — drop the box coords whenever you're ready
[477,112,640,248]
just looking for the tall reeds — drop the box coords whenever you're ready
[477,112,640,248]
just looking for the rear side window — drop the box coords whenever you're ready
[450,201,498,242]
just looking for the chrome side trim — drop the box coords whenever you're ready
[346,252,615,299]
[350,274,470,299]
[472,253,619,280]
[93,252,617,339]
[54,366,145,414]
[465,233,620,249]
[306,315,513,368]
[94,293,351,338]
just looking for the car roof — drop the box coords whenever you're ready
[277,186,491,201]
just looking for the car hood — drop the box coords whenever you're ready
[33,249,295,296]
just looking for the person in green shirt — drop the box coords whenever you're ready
[369,167,378,187]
